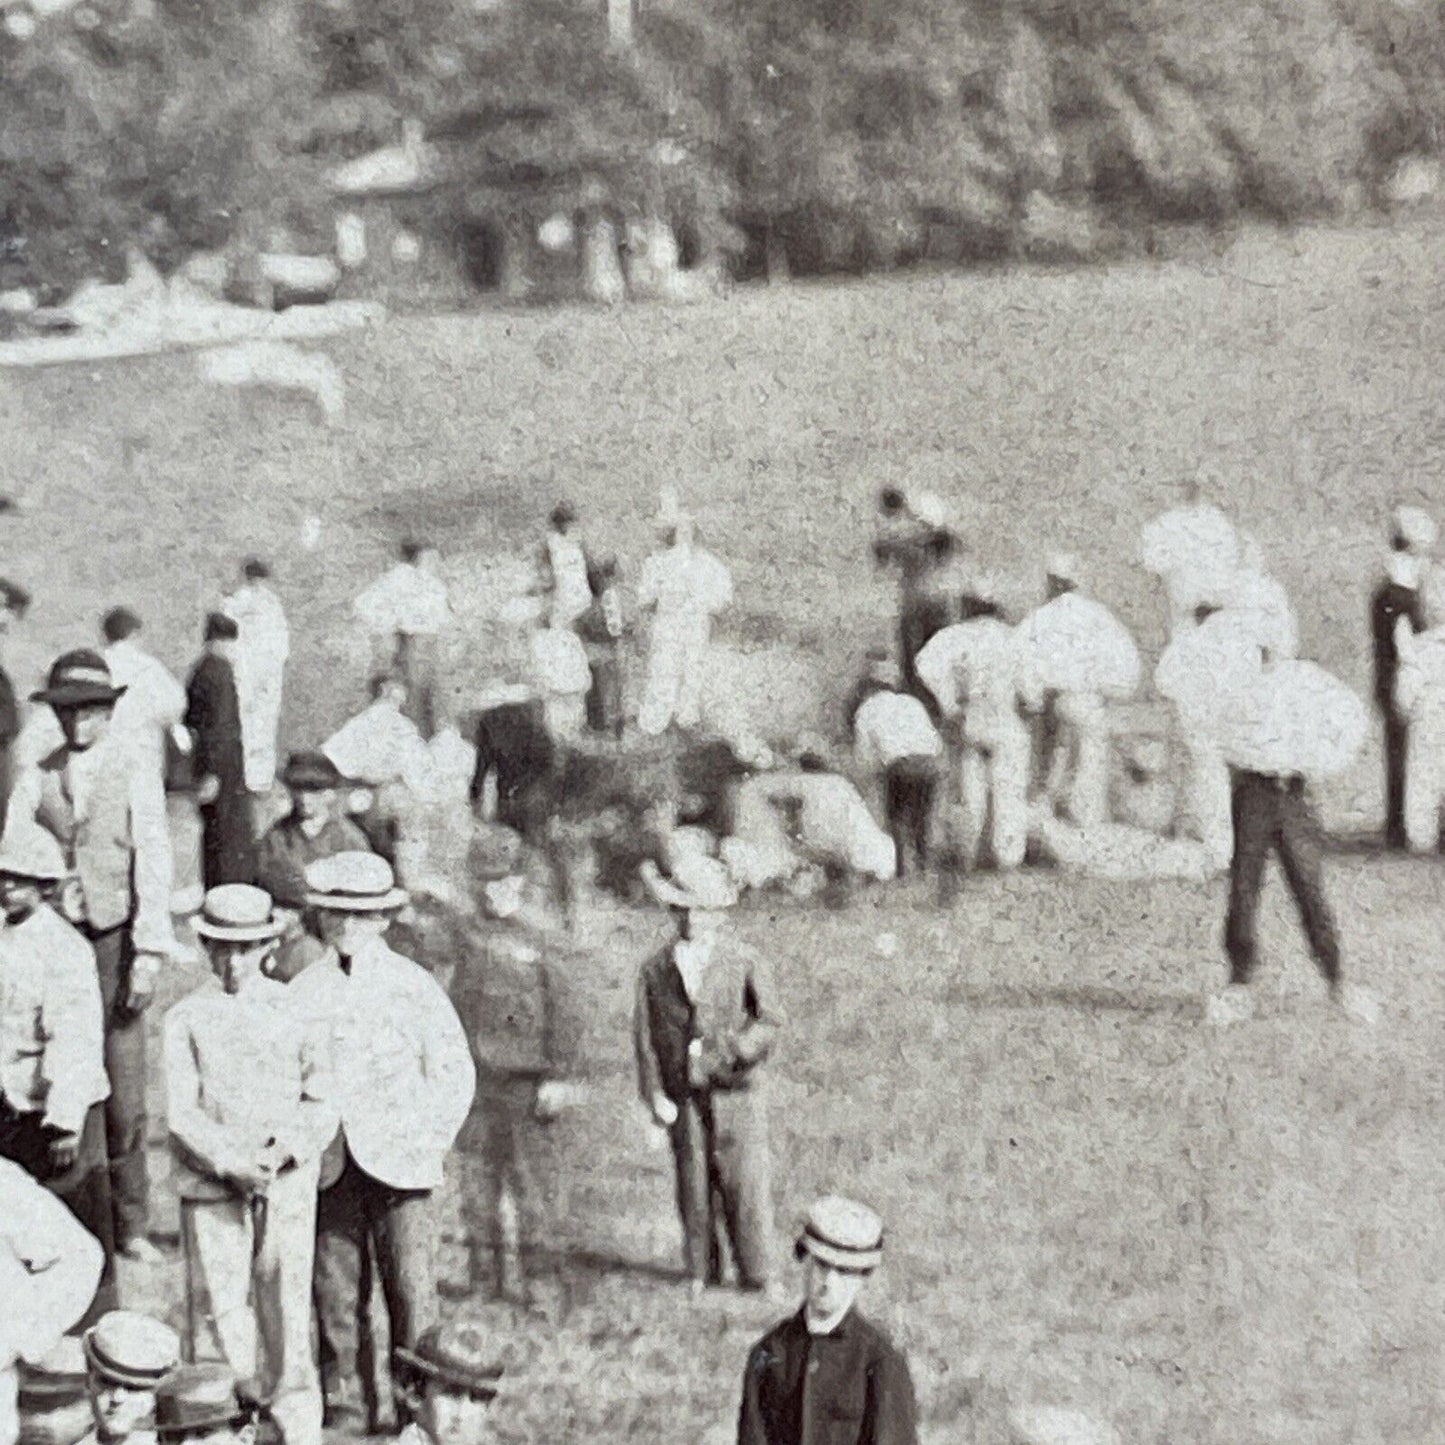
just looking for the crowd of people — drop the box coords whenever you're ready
[1,475,1441,1445]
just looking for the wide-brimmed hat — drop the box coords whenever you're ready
[31,649,127,709]
[640,854,737,912]
[280,750,349,792]
[192,884,285,944]
[83,1312,181,1389]
[303,851,408,913]
[0,823,67,881]
[395,1323,503,1400]
[19,1338,88,1411]
[467,825,526,886]
[795,1195,885,1274]
[153,1365,253,1439]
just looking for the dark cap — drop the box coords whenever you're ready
[281,750,349,792]
[31,649,126,709]
[204,612,239,642]
[241,556,272,581]
[102,606,143,643]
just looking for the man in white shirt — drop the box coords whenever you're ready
[96,610,190,789]
[850,655,943,878]
[11,651,179,1265]
[290,853,474,1433]
[221,559,290,798]
[1,1160,105,1445]
[1138,477,1244,641]
[0,824,114,1319]
[539,502,593,633]
[637,498,733,736]
[165,884,336,1445]
[353,542,451,741]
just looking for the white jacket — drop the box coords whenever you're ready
[289,938,474,1191]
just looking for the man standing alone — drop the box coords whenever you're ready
[12,650,177,1265]
[185,616,254,891]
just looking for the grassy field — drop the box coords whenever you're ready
[7,217,1445,1443]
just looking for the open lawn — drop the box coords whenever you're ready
[7,218,1445,1443]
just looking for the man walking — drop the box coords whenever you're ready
[449,827,585,1302]
[0,825,114,1318]
[291,853,473,1432]
[185,616,254,891]
[737,1196,917,1445]
[12,650,178,1265]
[634,854,781,1294]
[165,884,336,1445]
[222,558,290,799]
[1370,505,1434,849]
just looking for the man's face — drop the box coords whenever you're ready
[57,704,113,751]
[420,1384,491,1445]
[316,911,388,954]
[0,873,44,923]
[804,1257,866,1321]
[208,939,271,995]
[293,788,331,824]
[89,1373,155,1442]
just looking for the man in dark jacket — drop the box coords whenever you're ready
[184,614,254,889]
[1370,505,1434,848]
[448,826,585,1303]
[738,1195,917,1445]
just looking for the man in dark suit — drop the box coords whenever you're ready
[184,614,254,889]
[1370,506,1434,849]
[738,1196,917,1445]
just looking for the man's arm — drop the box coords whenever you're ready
[277,1019,339,1170]
[39,936,108,1138]
[417,973,476,1155]
[632,962,663,1105]
[162,1006,250,1183]
[866,1345,920,1445]
[128,760,177,959]
[725,947,784,1071]
[736,1344,773,1445]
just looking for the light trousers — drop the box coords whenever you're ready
[958,726,1031,871]
[1047,693,1109,828]
[181,1164,322,1445]
[1403,710,1445,853]
[638,614,711,735]
[1178,741,1233,872]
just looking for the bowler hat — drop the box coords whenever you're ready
[640,854,737,912]
[31,650,127,709]
[83,1312,181,1389]
[0,823,67,881]
[192,885,285,944]
[280,750,348,792]
[303,851,408,912]
[795,1195,884,1274]
[395,1323,503,1400]
[153,1365,252,1438]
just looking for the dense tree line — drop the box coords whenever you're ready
[1,0,1441,294]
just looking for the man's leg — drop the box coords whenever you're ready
[1223,773,1273,987]
[910,766,937,868]
[1067,696,1109,828]
[957,746,989,870]
[92,928,149,1252]
[254,1165,323,1445]
[314,1159,368,1427]
[1403,719,1441,854]
[181,1195,256,1375]
[713,1094,774,1292]
[673,617,711,732]
[1385,711,1409,849]
[882,765,909,878]
[669,1100,713,1284]
[371,1178,438,1371]
[50,1103,117,1323]
[990,729,1030,872]
[1275,782,1343,987]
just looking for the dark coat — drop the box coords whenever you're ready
[739,1308,918,1445]
[1370,577,1426,713]
[184,651,253,888]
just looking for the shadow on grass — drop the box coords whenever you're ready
[946,982,1203,1020]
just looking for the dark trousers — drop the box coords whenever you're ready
[670,1090,773,1290]
[0,1099,116,1325]
[899,602,949,700]
[1224,771,1342,987]
[585,650,624,739]
[393,632,439,741]
[314,1150,437,1427]
[1383,710,1409,849]
[883,757,938,876]
[91,926,149,1249]
[199,791,256,890]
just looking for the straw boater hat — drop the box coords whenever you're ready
[30,650,127,709]
[640,853,737,912]
[395,1322,504,1400]
[192,885,286,944]
[303,852,409,912]
[795,1196,885,1274]
[82,1312,181,1390]
[152,1365,254,1439]
[0,824,67,881]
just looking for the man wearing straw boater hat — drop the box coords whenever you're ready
[76,1311,180,1445]
[164,885,336,1445]
[11,650,179,1267]
[737,1196,917,1445]
[150,1365,257,1445]
[633,852,782,1295]
[0,823,114,1321]
[393,1322,502,1445]
[289,854,474,1433]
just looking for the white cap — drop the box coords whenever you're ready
[1393,506,1438,555]
[0,824,67,881]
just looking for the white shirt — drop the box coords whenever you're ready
[103,640,188,768]
[322,701,430,787]
[164,975,336,1200]
[353,563,451,637]
[530,627,591,698]
[638,544,732,619]
[852,691,942,771]
[289,938,474,1191]
[544,533,592,630]
[0,906,108,1134]
[221,583,291,672]
[916,618,1036,744]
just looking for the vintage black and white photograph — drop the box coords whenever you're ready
[2,0,1444,1440]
